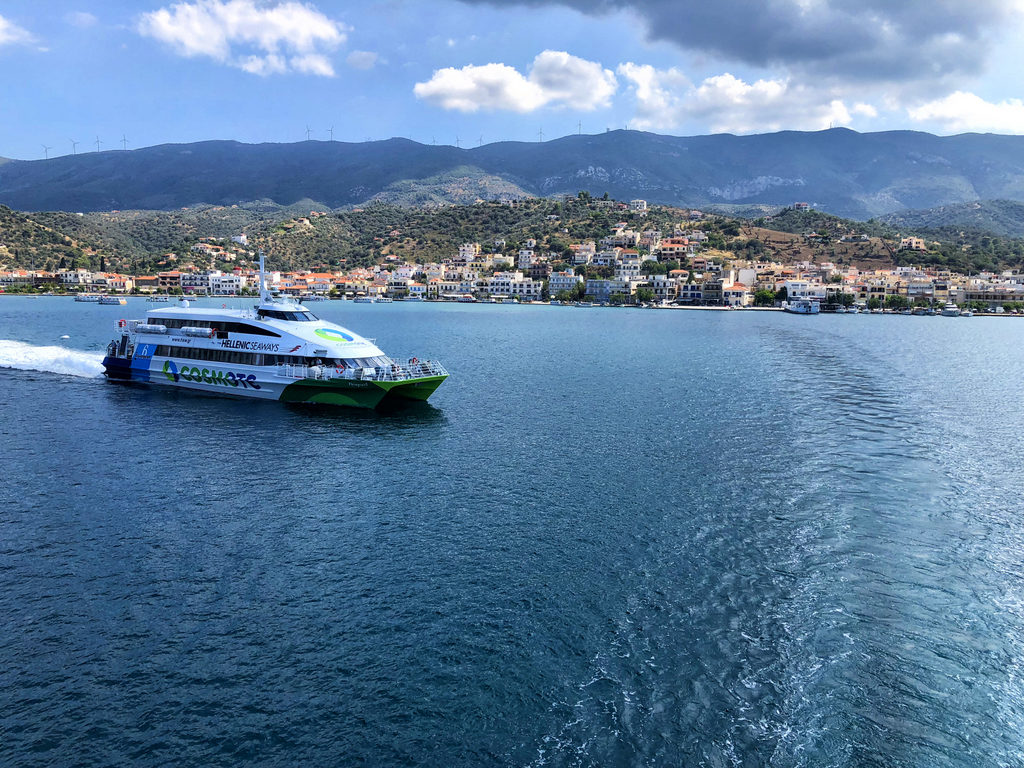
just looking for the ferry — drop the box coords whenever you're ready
[782,299,820,315]
[74,293,100,302]
[99,296,127,305]
[101,252,448,409]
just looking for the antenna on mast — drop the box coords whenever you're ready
[70,138,79,155]
[42,144,52,160]
[258,248,270,304]
[538,127,544,142]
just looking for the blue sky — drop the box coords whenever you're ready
[3,0,1024,160]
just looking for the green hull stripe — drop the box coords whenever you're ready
[380,376,447,402]
[279,375,447,409]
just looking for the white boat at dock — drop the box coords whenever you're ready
[782,299,820,315]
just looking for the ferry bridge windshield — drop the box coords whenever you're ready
[258,309,318,322]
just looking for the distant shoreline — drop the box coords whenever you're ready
[3,293,1022,317]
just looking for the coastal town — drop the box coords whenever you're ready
[3,201,1024,313]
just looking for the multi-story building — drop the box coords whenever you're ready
[677,282,703,304]
[549,270,583,295]
[58,269,93,287]
[649,275,678,302]
[723,283,751,307]
[458,243,481,263]
[211,273,247,295]
[899,237,927,252]
[487,271,543,299]
[656,237,693,260]
[180,272,210,294]
[585,278,633,302]
[527,262,552,281]
[569,241,597,265]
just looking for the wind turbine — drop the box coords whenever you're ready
[121,134,128,150]
[328,125,334,141]
[95,136,102,152]
[70,138,79,155]
[538,127,544,142]
[42,144,52,160]
[305,125,312,141]
[478,134,483,147]
[455,136,461,148]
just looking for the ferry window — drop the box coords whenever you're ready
[258,309,319,322]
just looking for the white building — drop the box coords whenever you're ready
[487,271,544,299]
[211,273,247,295]
[549,270,583,295]
[649,275,679,302]
[783,279,827,301]
[458,243,481,263]
[58,269,93,287]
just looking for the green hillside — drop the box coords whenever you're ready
[3,198,1023,277]
[879,200,1024,238]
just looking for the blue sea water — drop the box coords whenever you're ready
[2,296,1024,767]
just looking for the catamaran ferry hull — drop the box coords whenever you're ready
[100,250,448,410]
[102,352,446,408]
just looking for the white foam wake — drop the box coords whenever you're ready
[0,339,105,378]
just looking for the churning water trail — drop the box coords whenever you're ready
[0,339,105,378]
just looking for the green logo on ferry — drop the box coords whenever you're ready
[315,327,355,343]
[163,360,260,389]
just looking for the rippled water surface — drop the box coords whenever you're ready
[2,297,1024,767]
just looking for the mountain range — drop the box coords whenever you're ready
[3,128,1024,220]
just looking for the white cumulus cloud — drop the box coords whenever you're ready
[137,0,347,76]
[618,64,868,134]
[908,91,1024,133]
[0,14,33,46]
[414,50,617,113]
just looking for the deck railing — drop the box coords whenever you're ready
[275,359,448,382]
